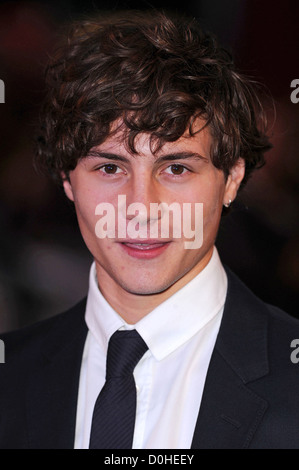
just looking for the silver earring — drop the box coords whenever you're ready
[224,199,232,208]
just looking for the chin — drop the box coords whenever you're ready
[119,278,174,296]
[114,264,195,296]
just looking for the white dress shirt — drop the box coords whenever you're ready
[74,246,227,449]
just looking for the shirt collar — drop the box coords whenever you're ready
[85,246,227,361]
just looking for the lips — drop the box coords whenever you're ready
[119,240,171,259]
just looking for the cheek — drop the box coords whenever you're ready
[189,175,224,206]
[73,189,101,236]
[201,177,226,229]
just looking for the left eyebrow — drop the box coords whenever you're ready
[155,152,209,163]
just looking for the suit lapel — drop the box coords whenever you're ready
[192,269,270,449]
[191,349,268,449]
[26,300,88,449]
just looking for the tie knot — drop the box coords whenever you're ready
[106,329,148,378]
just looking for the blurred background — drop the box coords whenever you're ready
[0,0,298,332]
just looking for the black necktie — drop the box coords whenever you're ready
[89,329,148,449]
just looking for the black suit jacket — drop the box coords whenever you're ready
[0,269,299,449]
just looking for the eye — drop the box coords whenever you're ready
[165,164,188,175]
[99,164,122,174]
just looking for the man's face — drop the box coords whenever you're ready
[63,120,244,300]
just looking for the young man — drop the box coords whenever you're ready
[1,11,299,449]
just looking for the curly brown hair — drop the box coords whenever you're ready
[36,10,272,186]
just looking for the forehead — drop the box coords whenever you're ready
[91,118,212,159]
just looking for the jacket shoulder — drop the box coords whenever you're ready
[0,298,87,449]
[225,267,299,331]
[0,298,87,364]
[222,267,299,381]
[265,303,299,328]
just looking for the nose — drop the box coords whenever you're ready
[125,171,162,223]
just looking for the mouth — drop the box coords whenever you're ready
[118,240,172,259]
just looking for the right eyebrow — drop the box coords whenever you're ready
[86,151,129,163]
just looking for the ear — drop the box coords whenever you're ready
[61,173,75,202]
[223,158,245,207]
